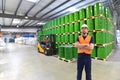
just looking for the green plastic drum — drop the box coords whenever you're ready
[74,34,79,42]
[64,46,73,60]
[51,29,54,34]
[96,32,105,44]
[74,11,79,21]
[60,26,65,33]
[95,17,105,30]
[58,46,65,58]
[65,25,69,33]
[58,35,61,42]
[80,21,85,28]
[79,8,85,19]
[58,27,61,34]
[61,35,64,42]
[69,13,74,22]
[69,34,74,43]
[38,31,42,36]
[64,35,69,43]
[87,19,94,30]
[65,15,69,24]
[94,3,104,15]
[54,28,57,34]
[56,35,58,43]
[73,47,78,58]
[91,47,97,58]
[89,32,94,37]
[74,22,80,32]
[86,6,93,18]
[97,46,107,59]
[63,35,66,43]
[79,8,86,27]
[69,24,74,32]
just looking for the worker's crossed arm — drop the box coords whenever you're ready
[75,42,94,50]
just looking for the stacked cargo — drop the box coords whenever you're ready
[58,45,78,61]
[94,3,114,60]
[38,2,114,60]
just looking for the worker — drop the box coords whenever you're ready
[45,36,49,42]
[40,36,50,48]
[41,36,49,43]
[75,24,94,80]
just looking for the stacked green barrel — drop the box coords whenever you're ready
[79,9,86,27]
[89,32,96,57]
[94,3,106,30]
[69,13,74,32]
[86,6,94,30]
[93,3,114,59]
[64,45,73,60]
[58,45,77,60]
[74,11,80,32]
[38,2,114,60]
[60,17,65,33]
[58,45,65,59]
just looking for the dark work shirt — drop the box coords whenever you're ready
[76,36,94,44]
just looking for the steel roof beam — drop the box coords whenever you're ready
[14,0,22,15]
[29,21,39,26]
[22,0,55,26]
[22,20,30,26]
[33,0,55,17]
[39,0,70,19]
[19,0,41,27]
[2,25,38,28]
[25,0,41,16]
[0,13,40,20]
[41,0,85,20]
[2,0,6,14]
[10,0,22,27]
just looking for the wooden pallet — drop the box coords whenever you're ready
[92,57,106,61]
[58,57,76,63]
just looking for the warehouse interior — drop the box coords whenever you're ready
[0,0,120,80]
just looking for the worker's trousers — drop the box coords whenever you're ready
[77,53,92,80]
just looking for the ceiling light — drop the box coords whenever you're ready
[16,25,19,28]
[68,7,79,12]
[37,22,45,25]
[26,0,39,3]
[25,16,28,19]
[13,19,20,24]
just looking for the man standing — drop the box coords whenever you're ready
[75,24,94,80]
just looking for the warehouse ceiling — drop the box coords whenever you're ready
[0,0,105,28]
[0,0,119,29]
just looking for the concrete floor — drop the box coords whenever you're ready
[0,43,120,80]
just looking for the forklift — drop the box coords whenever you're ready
[37,34,57,56]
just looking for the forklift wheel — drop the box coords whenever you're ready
[44,50,48,55]
[38,48,40,53]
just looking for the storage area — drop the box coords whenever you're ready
[38,2,114,60]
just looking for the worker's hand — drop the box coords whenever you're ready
[75,42,80,47]
[83,44,94,50]
[84,44,89,47]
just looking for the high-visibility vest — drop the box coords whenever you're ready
[78,35,92,54]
